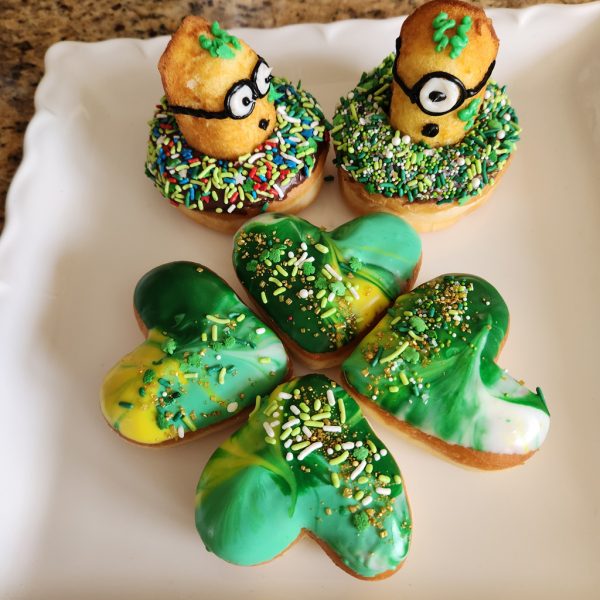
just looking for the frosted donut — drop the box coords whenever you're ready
[195,373,412,579]
[333,0,519,232]
[101,262,290,446]
[146,17,329,233]
[342,274,550,469]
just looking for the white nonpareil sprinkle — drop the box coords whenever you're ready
[297,441,323,460]
[380,448,388,457]
[374,453,381,461]
[301,242,308,251]
[270,420,279,428]
[326,389,335,406]
[376,487,392,496]
[226,402,238,413]
[349,286,359,300]
[401,134,411,145]
[302,426,312,438]
[256,327,266,335]
[323,425,342,433]
[503,113,512,121]
[272,411,279,418]
[299,289,309,299]
[355,441,363,447]
[286,452,293,461]
[288,251,295,258]
[341,441,355,450]
[284,439,293,448]
[361,495,373,506]
[227,204,236,213]
[472,177,481,189]
[289,404,300,415]
[484,90,492,100]
[272,184,284,198]
[282,418,300,430]
[497,130,506,140]
[279,392,292,399]
[392,136,400,146]
[324,263,342,281]
[457,156,466,166]
[263,422,275,438]
[327,291,336,302]
[385,150,393,159]
[350,460,366,480]
[177,426,185,439]
[326,447,334,455]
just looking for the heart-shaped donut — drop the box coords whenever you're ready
[195,373,412,579]
[101,261,290,446]
[342,274,550,469]
[233,212,421,367]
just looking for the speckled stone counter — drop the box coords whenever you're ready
[0,0,586,232]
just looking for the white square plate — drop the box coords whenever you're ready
[2,4,600,598]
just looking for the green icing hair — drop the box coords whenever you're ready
[199,21,241,59]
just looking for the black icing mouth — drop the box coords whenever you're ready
[259,118,269,130]
[422,123,439,138]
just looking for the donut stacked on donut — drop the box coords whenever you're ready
[333,0,520,232]
[146,17,329,233]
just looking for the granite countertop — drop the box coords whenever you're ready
[0,0,584,232]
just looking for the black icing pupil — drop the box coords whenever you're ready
[429,90,446,102]
[242,97,251,106]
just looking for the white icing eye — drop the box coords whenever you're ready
[419,77,461,114]
[227,83,256,118]
[254,59,272,97]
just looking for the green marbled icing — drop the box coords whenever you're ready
[233,213,421,355]
[342,275,550,456]
[101,262,289,445]
[195,373,412,578]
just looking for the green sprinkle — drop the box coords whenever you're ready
[354,490,365,501]
[329,450,349,465]
[142,369,155,384]
[138,387,146,397]
[321,307,337,319]
[273,286,286,296]
[380,341,409,364]
[206,314,229,324]
[389,385,400,393]
[261,291,268,304]
[118,401,133,409]
[211,325,218,342]
[367,439,377,453]
[275,265,288,277]
[399,371,409,386]
[218,367,226,384]
[352,511,370,532]
[258,357,271,364]
[338,398,346,424]
[161,338,177,355]
[378,474,391,484]
[299,402,310,413]
[353,446,369,460]
[331,472,341,488]
[265,436,277,445]
[292,441,310,451]
[394,475,402,485]
[314,243,329,254]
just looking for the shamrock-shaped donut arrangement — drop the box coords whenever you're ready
[343,275,550,469]
[233,212,422,367]
[195,374,412,580]
[100,0,551,582]
[101,262,290,446]
[146,16,328,233]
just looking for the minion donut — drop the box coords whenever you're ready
[332,0,520,232]
[146,17,328,233]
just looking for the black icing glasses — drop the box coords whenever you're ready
[169,57,272,120]
[393,37,495,117]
